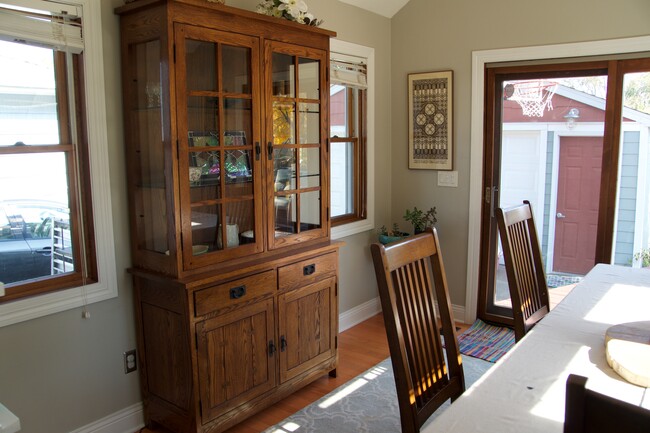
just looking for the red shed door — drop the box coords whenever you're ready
[553,136,603,275]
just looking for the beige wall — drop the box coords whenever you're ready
[390,0,650,306]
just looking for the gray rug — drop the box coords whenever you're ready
[263,355,493,433]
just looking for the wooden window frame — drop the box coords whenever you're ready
[330,86,367,226]
[0,49,97,303]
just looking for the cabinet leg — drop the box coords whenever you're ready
[328,368,337,378]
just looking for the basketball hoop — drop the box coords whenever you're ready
[505,80,557,117]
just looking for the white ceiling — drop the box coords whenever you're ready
[338,0,411,18]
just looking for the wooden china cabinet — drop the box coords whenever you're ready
[115,1,340,432]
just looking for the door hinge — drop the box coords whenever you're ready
[335,282,338,297]
[335,335,338,349]
[173,44,176,63]
[326,137,330,153]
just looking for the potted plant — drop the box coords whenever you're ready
[377,223,409,244]
[403,206,437,234]
[633,248,650,268]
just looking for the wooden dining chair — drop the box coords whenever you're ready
[496,200,550,342]
[564,374,650,432]
[371,228,465,433]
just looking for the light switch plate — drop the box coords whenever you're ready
[437,171,458,187]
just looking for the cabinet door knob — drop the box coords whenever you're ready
[255,142,261,160]
[280,335,287,352]
[268,340,276,356]
[267,141,273,160]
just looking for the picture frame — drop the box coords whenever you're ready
[408,70,453,170]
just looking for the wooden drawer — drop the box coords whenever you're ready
[278,252,337,292]
[194,270,276,316]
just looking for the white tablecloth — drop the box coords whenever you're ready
[424,264,650,433]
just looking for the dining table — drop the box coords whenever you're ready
[424,263,650,432]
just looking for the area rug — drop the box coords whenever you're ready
[262,355,492,433]
[457,318,515,363]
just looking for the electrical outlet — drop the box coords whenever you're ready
[124,349,137,374]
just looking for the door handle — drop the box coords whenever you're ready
[556,212,566,219]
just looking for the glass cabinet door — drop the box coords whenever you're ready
[266,42,328,249]
[176,25,262,268]
[129,39,168,256]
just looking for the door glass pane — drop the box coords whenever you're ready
[191,204,220,253]
[188,96,219,142]
[491,76,607,314]
[272,53,294,97]
[225,200,253,247]
[275,193,296,235]
[274,148,296,190]
[224,149,252,184]
[189,150,220,199]
[0,153,72,283]
[300,191,321,231]
[273,102,295,144]
[298,102,320,144]
[298,57,319,99]
[299,147,320,188]
[222,45,250,94]
[186,40,216,92]
[224,98,251,146]
[615,71,650,268]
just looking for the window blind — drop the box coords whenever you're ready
[0,0,83,53]
[331,52,367,89]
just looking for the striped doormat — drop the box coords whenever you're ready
[458,319,515,363]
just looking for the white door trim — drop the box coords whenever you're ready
[465,35,650,324]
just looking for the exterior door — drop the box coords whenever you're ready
[553,137,603,275]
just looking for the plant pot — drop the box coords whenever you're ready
[378,233,409,245]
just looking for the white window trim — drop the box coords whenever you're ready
[465,35,650,325]
[330,39,375,239]
[0,0,117,327]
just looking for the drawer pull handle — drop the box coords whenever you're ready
[229,285,247,299]
[267,141,273,160]
[268,340,276,356]
[303,264,316,276]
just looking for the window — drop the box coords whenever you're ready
[0,0,116,326]
[329,40,374,238]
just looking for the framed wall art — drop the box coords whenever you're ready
[408,70,453,170]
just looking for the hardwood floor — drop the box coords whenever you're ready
[139,313,470,433]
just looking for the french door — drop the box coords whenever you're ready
[478,57,650,325]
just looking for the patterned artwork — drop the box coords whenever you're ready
[408,71,453,170]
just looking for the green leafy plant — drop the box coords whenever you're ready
[633,248,650,267]
[377,223,405,237]
[403,206,437,233]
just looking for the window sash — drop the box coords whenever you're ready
[331,55,367,89]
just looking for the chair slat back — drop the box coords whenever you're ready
[371,228,464,433]
[564,374,650,433]
[497,200,549,341]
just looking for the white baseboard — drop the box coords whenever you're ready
[338,297,382,332]
[74,300,466,433]
[338,296,466,332]
[70,402,144,433]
